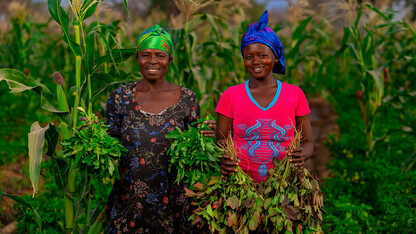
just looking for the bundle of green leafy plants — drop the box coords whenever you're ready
[261,130,324,233]
[185,134,264,233]
[61,108,127,178]
[166,114,223,188]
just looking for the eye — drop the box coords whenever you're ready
[244,55,252,60]
[260,54,268,58]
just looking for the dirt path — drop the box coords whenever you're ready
[304,96,339,183]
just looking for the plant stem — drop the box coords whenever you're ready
[65,162,77,232]
[73,25,82,129]
[86,175,92,228]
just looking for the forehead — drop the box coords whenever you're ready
[138,48,169,55]
[243,43,273,54]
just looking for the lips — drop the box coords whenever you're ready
[252,66,265,72]
[145,67,161,74]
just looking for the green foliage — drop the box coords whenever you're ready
[1,1,415,232]
[322,68,416,233]
[14,160,113,233]
[262,156,324,233]
[14,186,64,233]
[167,114,222,187]
[62,108,127,179]
[186,170,263,233]
[321,4,416,233]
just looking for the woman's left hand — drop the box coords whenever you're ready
[288,147,308,167]
[201,119,216,138]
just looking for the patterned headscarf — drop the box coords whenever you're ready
[136,24,173,56]
[241,11,285,75]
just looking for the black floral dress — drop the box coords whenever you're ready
[105,82,200,233]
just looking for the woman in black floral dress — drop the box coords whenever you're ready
[105,25,215,233]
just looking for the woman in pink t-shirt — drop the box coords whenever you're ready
[216,11,314,183]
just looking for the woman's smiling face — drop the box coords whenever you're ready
[137,49,171,81]
[243,43,275,80]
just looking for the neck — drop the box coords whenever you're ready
[137,78,169,91]
[249,75,276,88]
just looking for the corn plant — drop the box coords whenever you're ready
[0,0,131,232]
[327,3,415,155]
[169,4,248,114]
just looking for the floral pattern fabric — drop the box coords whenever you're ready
[105,81,200,233]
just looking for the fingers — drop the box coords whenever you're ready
[288,147,306,166]
[220,163,238,175]
[295,161,304,167]
[205,120,216,131]
[201,130,215,138]
[220,155,240,175]
[222,154,241,163]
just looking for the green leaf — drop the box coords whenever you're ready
[45,124,59,158]
[56,84,69,112]
[93,48,135,73]
[123,0,129,16]
[206,204,213,217]
[0,189,42,230]
[80,0,100,21]
[227,211,237,227]
[28,122,49,197]
[227,196,239,210]
[47,0,81,56]
[367,69,384,104]
[0,69,65,113]
[248,211,260,231]
[85,29,96,75]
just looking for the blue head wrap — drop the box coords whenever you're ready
[241,11,285,75]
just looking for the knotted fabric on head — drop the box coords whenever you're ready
[241,11,285,75]
[136,24,173,56]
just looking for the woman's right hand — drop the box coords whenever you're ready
[220,154,240,176]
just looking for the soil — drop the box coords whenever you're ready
[0,157,32,233]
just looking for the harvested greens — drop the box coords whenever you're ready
[168,117,325,233]
[61,108,127,178]
[166,114,223,188]
[261,129,325,233]
[185,134,264,233]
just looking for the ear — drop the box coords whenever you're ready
[168,56,173,64]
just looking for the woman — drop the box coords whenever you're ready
[105,25,215,233]
[216,11,314,183]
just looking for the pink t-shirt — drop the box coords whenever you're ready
[215,80,310,183]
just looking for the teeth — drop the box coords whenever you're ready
[148,69,157,72]
[254,68,263,72]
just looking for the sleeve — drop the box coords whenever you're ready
[185,89,200,125]
[215,88,234,119]
[105,89,123,140]
[295,87,311,116]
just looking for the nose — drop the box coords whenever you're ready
[148,55,158,64]
[252,56,261,64]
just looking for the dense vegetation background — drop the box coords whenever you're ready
[0,0,415,233]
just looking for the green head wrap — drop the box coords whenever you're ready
[136,24,173,56]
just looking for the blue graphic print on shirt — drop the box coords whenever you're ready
[237,119,293,179]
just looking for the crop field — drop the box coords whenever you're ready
[0,0,415,233]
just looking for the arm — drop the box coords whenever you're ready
[216,113,240,175]
[288,114,314,167]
